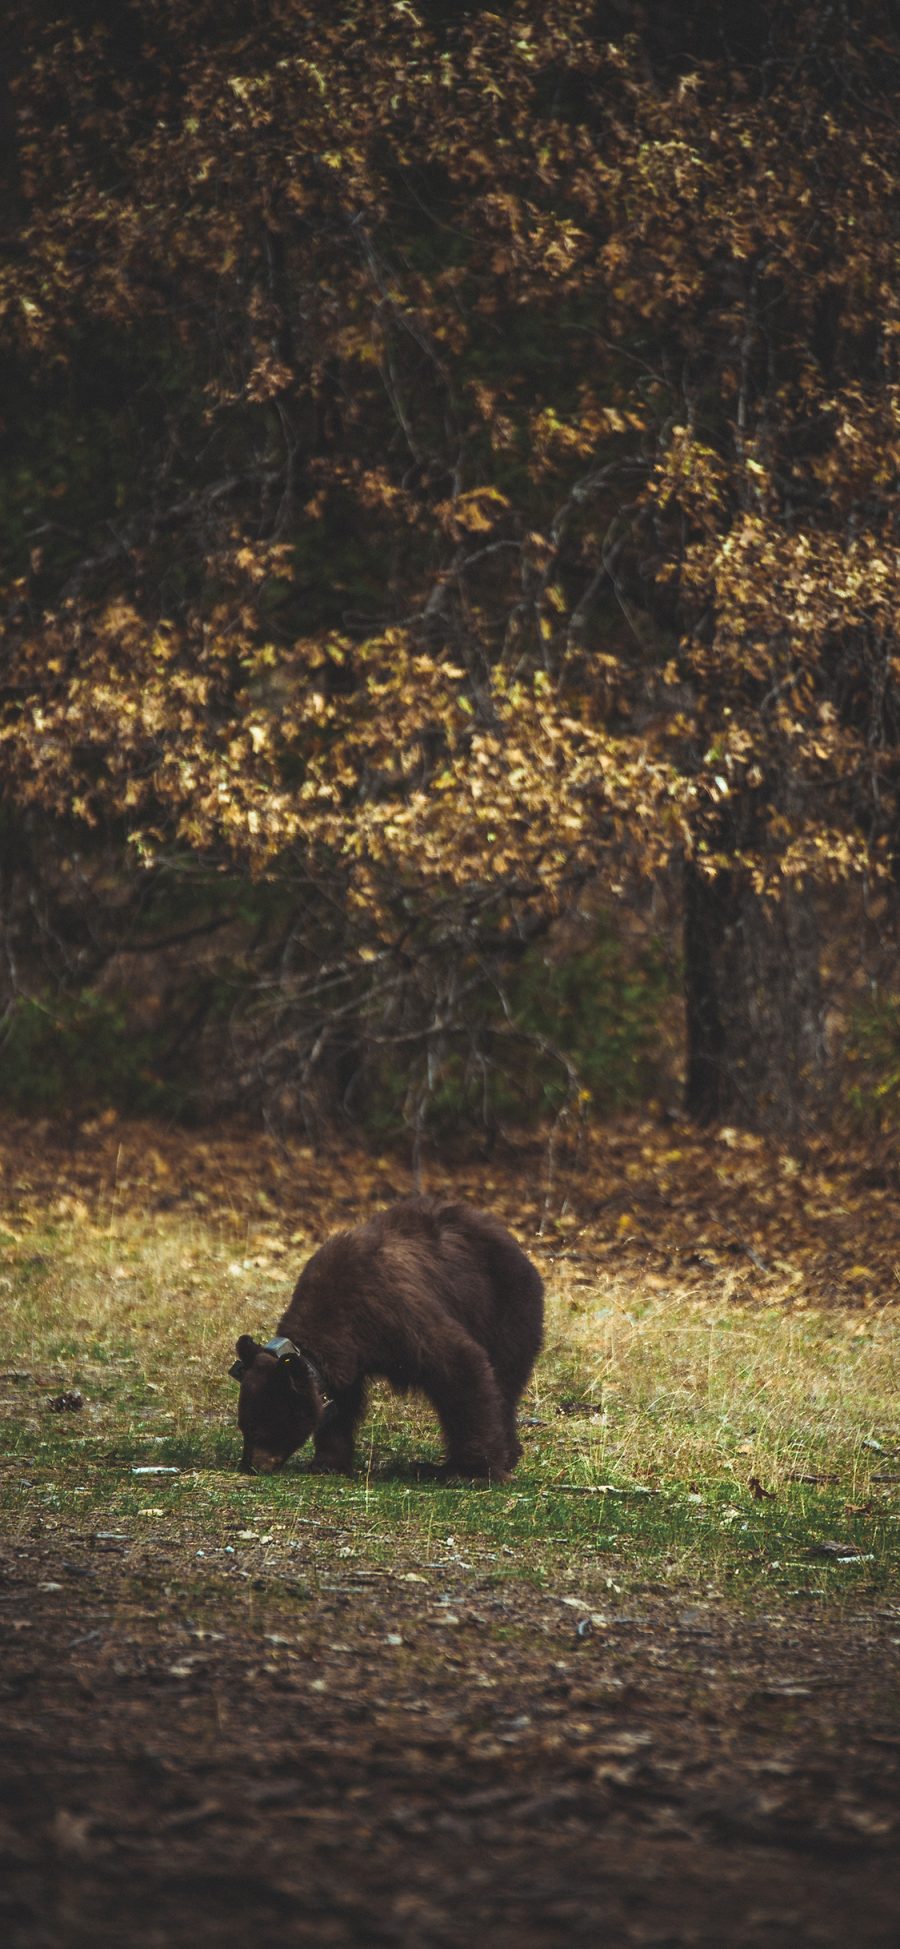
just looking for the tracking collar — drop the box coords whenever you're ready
[228,1335,331,1399]
[263,1335,331,1401]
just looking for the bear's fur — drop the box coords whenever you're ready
[232,1196,543,1480]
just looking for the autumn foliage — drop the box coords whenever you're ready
[2,2,899,1136]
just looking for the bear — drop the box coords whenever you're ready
[229,1196,543,1481]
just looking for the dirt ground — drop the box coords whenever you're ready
[2,1519,898,1949]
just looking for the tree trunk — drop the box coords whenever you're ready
[683,861,826,1137]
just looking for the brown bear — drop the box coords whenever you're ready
[230,1196,543,1481]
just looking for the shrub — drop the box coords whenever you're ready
[0,992,173,1116]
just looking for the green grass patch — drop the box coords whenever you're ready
[0,1213,896,1604]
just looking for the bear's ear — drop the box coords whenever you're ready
[231,1334,261,1379]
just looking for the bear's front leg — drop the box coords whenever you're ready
[310,1378,367,1474]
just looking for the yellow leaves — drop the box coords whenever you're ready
[232,544,293,583]
[245,356,294,401]
[468,380,498,423]
[333,325,381,366]
[5,21,900,926]
[654,428,730,518]
[527,393,643,479]
[102,599,142,640]
[436,486,510,536]
[293,58,327,96]
[353,467,406,509]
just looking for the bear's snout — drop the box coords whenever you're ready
[240,1446,282,1475]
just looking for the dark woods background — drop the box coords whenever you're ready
[2,1,899,1149]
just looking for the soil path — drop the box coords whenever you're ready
[2,1527,898,1948]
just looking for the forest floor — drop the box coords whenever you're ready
[0,1112,898,1948]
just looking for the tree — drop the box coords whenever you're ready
[1,2,898,1135]
[592,12,900,1129]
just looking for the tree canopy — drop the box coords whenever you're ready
[2,1,899,1135]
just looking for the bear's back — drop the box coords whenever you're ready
[287,1197,542,1366]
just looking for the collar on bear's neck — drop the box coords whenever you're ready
[262,1336,331,1401]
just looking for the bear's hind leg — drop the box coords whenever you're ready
[422,1329,509,1480]
[501,1399,523,1471]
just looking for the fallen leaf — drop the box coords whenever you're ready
[51,1810,92,1856]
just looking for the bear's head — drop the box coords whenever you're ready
[230,1334,322,1473]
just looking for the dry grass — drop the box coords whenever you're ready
[542,1271,898,1488]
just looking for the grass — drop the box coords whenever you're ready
[0,1209,897,1605]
